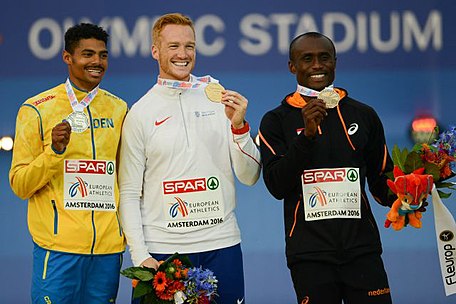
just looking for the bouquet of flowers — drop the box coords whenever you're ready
[121,253,218,304]
[385,126,456,230]
[389,126,456,197]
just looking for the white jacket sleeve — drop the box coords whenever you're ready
[229,122,261,186]
[118,111,151,266]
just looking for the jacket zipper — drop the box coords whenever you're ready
[51,200,58,234]
[91,211,96,254]
[87,106,97,253]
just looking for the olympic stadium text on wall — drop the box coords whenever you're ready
[0,2,452,75]
[29,11,442,59]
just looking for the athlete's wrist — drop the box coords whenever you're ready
[231,121,249,135]
[51,144,66,154]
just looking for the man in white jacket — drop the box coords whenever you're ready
[119,12,261,304]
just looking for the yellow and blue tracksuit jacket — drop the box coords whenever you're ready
[9,83,128,255]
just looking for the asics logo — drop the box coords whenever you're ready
[347,123,358,135]
[155,116,171,126]
[301,296,310,304]
[237,298,244,304]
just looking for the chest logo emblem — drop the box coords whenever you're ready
[347,123,359,135]
[155,116,171,126]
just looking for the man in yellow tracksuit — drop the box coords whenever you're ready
[9,23,127,304]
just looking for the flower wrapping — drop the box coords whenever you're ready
[121,253,218,304]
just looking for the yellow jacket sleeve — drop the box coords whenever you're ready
[9,105,64,199]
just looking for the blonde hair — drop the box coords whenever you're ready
[152,13,195,46]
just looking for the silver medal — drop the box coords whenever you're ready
[66,111,89,133]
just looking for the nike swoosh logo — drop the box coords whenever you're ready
[237,298,244,304]
[154,116,171,126]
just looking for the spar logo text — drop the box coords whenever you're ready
[65,160,114,175]
[303,169,346,184]
[163,177,219,195]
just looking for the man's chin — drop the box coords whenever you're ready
[87,74,104,82]
[314,82,332,91]
[174,73,192,81]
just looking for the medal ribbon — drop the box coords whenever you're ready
[65,78,99,112]
[157,74,216,90]
[296,84,334,97]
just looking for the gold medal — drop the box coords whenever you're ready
[204,83,225,102]
[318,88,340,109]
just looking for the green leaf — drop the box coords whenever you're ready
[411,143,423,152]
[121,267,155,281]
[404,151,424,173]
[120,267,141,279]
[435,181,456,189]
[133,281,154,299]
[424,162,441,182]
[391,145,408,172]
[179,255,193,268]
[437,190,452,199]
[142,292,162,304]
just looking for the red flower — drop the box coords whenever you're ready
[172,259,183,267]
[175,268,188,280]
[153,271,167,292]
[421,144,454,179]
[172,280,185,292]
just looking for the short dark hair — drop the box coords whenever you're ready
[64,23,109,54]
[289,32,336,61]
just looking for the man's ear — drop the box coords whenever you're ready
[288,60,296,74]
[151,45,159,60]
[62,50,71,65]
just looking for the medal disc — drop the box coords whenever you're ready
[204,83,225,102]
[318,88,340,109]
[66,111,89,133]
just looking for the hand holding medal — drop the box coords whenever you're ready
[205,83,248,129]
[51,121,72,152]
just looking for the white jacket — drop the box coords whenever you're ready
[119,78,261,266]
